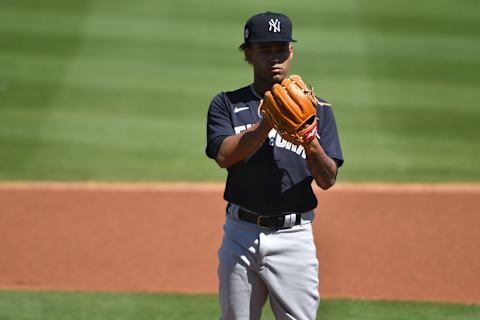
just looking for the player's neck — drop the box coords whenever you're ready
[252,80,279,96]
[250,83,266,98]
[253,74,287,95]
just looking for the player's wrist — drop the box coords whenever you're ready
[303,123,318,144]
[259,118,273,133]
[303,137,322,153]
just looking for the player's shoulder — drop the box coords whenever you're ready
[224,85,255,103]
[211,85,252,103]
[209,85,256,113]
[315,96,336,123]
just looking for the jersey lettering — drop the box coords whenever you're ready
[234,127,306,159]
[234,124,253,134]
[268,129,306,159]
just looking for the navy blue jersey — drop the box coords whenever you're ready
[206,84,343,215]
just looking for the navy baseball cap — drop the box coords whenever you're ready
[242,12,297,45]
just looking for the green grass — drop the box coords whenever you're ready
[1,0,479,181]
[0,290,479,320]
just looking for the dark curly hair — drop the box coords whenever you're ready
[239,42,252,62]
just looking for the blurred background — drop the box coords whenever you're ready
[1,0,479,182]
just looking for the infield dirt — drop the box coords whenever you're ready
[0,182,479,303]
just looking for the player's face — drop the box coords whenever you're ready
[247,42,293,84]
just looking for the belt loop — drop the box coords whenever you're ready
[228,203,240,219]
[295,214,301,225]
[282,214,290,228]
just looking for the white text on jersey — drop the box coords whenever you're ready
[234,125,306,159]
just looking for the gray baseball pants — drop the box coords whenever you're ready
[218,206,320,320]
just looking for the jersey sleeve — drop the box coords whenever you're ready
[205,92,234,159]
[317,104,344,168]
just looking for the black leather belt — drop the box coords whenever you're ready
[237,207,302,229]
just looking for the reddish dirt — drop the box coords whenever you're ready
[0,182,479,303]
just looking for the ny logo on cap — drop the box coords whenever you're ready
[268,18,281,33]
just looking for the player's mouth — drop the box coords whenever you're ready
[270,66,283,74]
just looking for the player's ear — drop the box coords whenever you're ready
[240,43,253,64]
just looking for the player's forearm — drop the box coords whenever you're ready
[304,139,337,190]
[216,120,272,168]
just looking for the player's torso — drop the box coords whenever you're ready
[221,85,315,214]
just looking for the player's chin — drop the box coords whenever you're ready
[270,71,286,83]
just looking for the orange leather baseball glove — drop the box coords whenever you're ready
[259,75,319,145]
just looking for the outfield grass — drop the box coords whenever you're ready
[1,0,479,181]
[0,290,479,320]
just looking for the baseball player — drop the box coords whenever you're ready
[205,12,344,320]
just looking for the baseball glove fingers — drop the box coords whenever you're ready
[287,75,320,108]
[271,84,304,123]
[259,74,321,145]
